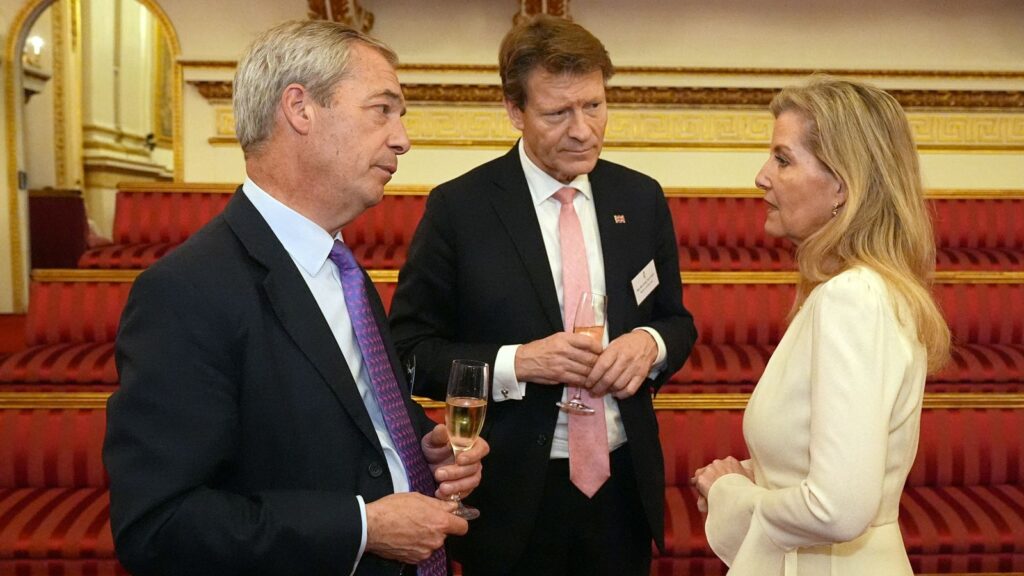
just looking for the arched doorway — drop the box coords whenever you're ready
[2,0,181,311]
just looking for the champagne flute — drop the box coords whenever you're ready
[557,291,606,415]
[445,359,489,520]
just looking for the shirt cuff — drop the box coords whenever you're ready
[493,344,527,401]
[633,327,667,379]
[350,495,367,576]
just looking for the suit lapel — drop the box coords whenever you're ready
[487,147,564,333]
[591,166,631,340]
[222,191,383,451]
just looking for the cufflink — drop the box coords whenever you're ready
[501,388,509,398]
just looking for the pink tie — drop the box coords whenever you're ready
[554,186,611,498]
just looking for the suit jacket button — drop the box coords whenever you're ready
[536,434,548,446]
[368,462,384,478]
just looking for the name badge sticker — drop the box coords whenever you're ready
[631,260,659,305]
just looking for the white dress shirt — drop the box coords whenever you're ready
[491,142,668,458]
[243,178,409,574]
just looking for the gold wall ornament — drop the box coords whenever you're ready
[204,104,1024,151]
[189,80,232,101]
[187,80,1024,111]
[308,0,374,33]
[514,0,571,25]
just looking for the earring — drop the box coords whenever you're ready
[831,202,840,218]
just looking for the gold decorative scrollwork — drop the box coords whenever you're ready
[308,0,374,33]
[514,0,571,25]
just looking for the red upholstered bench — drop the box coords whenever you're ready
[662,275,1024,393]
[0,276,131,386]
[0,272,398,389]
[654,405,1024,575]
[76,185,429,271]
[0,403,124,575]
[667,192,1024,272]
[74,186,1024,274]
[78,184,234,270]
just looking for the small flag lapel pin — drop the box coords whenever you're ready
[614,214,626,224]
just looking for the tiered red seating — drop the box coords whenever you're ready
[654,406,1024,575]
[667,191,1024,271]
[664,276,1024,394]
[76,187,1024,274]
[77,183,234,269]
[1,181,1020,576]
[0,402,123,575]
[0,274,130,389]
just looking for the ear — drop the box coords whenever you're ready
[504,98,525,131]
[834,178,848,207]
[280,83,314,136]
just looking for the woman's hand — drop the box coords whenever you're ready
[692,457,753,501]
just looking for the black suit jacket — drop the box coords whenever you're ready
[389,146,697,571]
[103,190,435,576]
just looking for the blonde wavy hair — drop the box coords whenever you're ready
[771,75,950,372]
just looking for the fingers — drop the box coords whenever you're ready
[515,333,601,385]
[425,423,449,448]
[586,334,655,398]
[691,457,750,498]
[365,493,466,564]
[421,425,454,468]
[435,438,488,497]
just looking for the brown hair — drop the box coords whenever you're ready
[498,14,614,109]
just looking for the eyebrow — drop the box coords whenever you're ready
[371,89,407,115]
[772,144,794,155]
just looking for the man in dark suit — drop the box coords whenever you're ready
[389,15,697,576]
[103,20,487,576]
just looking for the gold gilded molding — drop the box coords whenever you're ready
[52,0,67,186]
[367,269,399,283]
[189,80,232,101]
[215,107,235,135]
[678,270,1024,285]
[179,60,236,70]
[5,0,184,312]
[3,391,1022,411]
[514,0,571,25]
[183,61,1024,81]
[118,181,236,193]
[0,392,112,409]
[400,84,1024,110]
[32,268,140,282]
[396,64,1024,81]
[308,0,374,32]
[188,81,1024,110]
[398,106,1024,151]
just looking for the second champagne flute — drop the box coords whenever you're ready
[557,291,606,415]
[445,359,489,520]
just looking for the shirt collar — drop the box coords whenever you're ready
[517,139,592,207]
[242,177,340,276]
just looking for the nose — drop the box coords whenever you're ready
[754,160,771,191]
[566,109,590,141]
[390,118,411,155]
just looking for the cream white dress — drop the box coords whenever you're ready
[705,267,928,576]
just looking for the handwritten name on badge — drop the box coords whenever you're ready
[631,260,659,305]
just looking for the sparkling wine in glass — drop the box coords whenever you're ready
[557,291,606,415]
[445,359,489,520]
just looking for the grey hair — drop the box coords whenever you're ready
[233,19,398,156]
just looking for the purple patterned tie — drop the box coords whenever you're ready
[328,240,447,576]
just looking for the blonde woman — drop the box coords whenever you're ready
[692,75,951,576]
